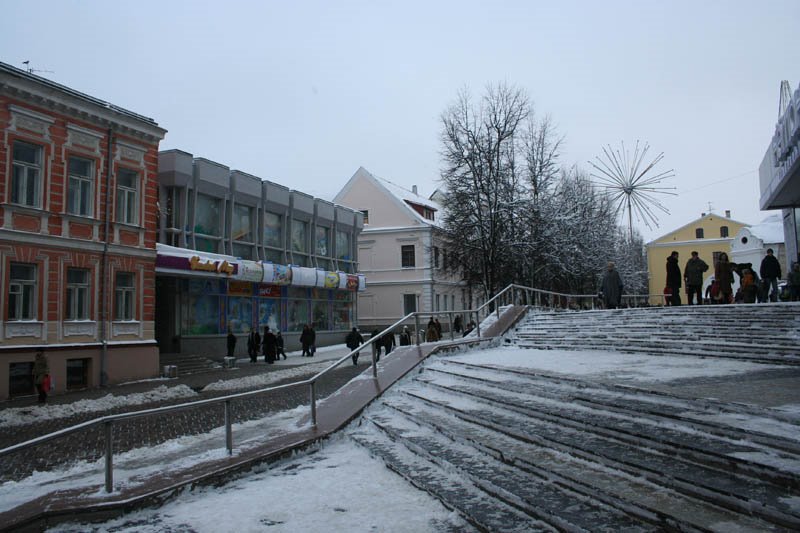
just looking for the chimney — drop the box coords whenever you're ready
[412,185,418,195]
[725,210,730,218]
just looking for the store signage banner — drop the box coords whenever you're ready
[236,260,263,282]
[262,263,292,285]
[291,266,318,287]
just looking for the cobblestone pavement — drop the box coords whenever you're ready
[0,349,365,481]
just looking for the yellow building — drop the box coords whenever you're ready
[646,212,749,305]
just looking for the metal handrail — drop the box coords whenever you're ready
[0,283,659,494]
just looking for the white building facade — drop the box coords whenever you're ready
[334,167,473,329]
[730,214,787,274]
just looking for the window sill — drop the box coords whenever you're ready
[112,320,141,337]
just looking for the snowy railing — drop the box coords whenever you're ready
[482,284,659,311]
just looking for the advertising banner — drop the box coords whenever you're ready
[236,260,263,282]
[291,266,318,287]
[262,263,292,285]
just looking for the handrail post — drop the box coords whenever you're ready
[224,400,233,455]
[104,420,113,493]
[475,311,481,338]
[371,344,378,379]
[310,381,317,426]
[414,314,420,346]
[448,312,454,341]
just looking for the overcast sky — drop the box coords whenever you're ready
[3,0,798,242]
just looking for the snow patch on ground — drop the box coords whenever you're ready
[47,437,469,533]
[0,385,198,428]
[203,361,334,392]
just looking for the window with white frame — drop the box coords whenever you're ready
[9,263,37,320]
[114,272,135,320]
[401,245,415,268]
[11,141,42,208]
[403,294,417,315]
[116,168,138,224]
[67,157,94,216]
[66,268,90,320]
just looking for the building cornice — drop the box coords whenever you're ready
[0,228,156,259]
[1,70,166,143]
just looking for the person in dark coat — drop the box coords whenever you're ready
[599,261,623,309]
[788,262,800,301]
[276,331,286,360]
[434,318,442,338]
[346,327,364,366]
[666,251,682,306]
[683,251,709,305]
[760,248,782,302]
[383,330,396,356]
[371,329,382,360]
[300,325,314,357]
[399,326,412,346]
[714,252,735,304]
[247,328,261,363]
[226,329,237,358]
[32,350,49,404]
[425,318,439,342]
[453,315,463,334]
[262,326,277,364]
[308,326,316,356]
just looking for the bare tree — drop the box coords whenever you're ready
[439,83,529,300]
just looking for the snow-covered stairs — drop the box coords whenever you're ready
[511,304,800,364]
[349,359,800,531]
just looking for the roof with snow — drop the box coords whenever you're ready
[352,166,444,228]
[745,214,785,244]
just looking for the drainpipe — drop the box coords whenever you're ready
[99,127,114,387]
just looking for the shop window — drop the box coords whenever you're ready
[292,219,308,253]
[115,272,135,320]
[695,228,704,239]
[401,245,415,268]
[226,296,253,334]
[263,212,283,248]
[720,226,729,238]
[336,230,350,261]
[263,248,284,264]
[232,204,253,243]
[287,299,309,332]
[316,226,330,257]
[195,236,219,253]
[116,168,139,225]
[9,263,37,320]
[232,242,253,260]
[66,268,90,320]
[12,140,42,208]
[67,156,94,217]
[194,193,221,236]
[312,300,329,331]
[258,298,281,332]
[9,362,34,397]
[66,358,90,390]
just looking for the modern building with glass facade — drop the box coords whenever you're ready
[155,150,364,357]
[759,80,800,267]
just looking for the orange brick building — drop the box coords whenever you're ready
[0,62,166,400]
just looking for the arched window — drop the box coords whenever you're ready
[720,226,729,238]
[695,228,704,239]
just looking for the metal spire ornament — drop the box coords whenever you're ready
[589,141,676,240]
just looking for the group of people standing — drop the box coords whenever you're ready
[666,248,787,306]
[235,326,290,364]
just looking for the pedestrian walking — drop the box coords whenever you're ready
[683,251,709,305]
[434,318,442,338]
[32,350,49,404]
[426,318,439,342]
[263,326,277,364]
[599,261,623,309]
[760,248,782,302]
[399,326,412,346]
[371,329,383,360]
[276,331,286,360]
[453,314,463,334]
[247,328,260,363]
[226,328,237,358]
[300,325,314,357]
[383,330,396,356]
[788,262,800,301]
[346,327,364,366]
[666,251,682,306]
[714,252,735,304]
